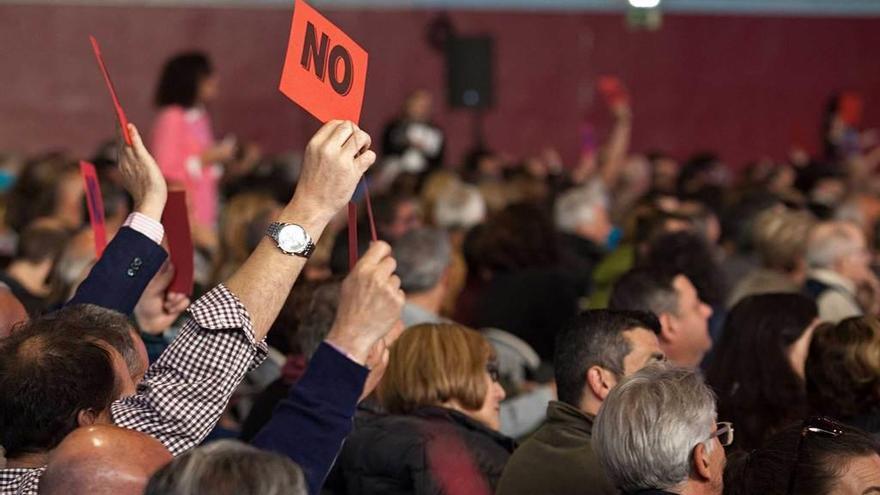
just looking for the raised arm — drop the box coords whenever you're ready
[112,120,381,455]
[68,124,169,314]
[225,120,376,343]
[252,242,405,494]
[598,101,633,190]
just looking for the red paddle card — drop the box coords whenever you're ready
[280,0,374,268]
[280,0,368,124]
[89,35,133,146]
[348,202,358,270]
[161,190,194,296]
[79,161,108,258]
[597,75,629,107]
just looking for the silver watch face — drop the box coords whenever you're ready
[277,224,308,254]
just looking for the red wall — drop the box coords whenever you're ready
[2,4,880,168]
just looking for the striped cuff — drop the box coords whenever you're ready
[124,212,165,245]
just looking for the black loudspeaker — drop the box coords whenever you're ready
[446,36,494,109]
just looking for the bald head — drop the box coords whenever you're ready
[40,426,171,495]
[0,287,27,338]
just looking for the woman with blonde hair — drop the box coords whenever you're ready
[806,315,880,435]
[326,323,513,495]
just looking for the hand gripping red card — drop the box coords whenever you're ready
[280,0,368,124]
[79,161,108,258]
[162,191,195,296]
[89,35,133,146]
[597,75,629,108]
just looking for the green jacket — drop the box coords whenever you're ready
[495,401,617,495]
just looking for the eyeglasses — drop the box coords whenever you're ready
[707,421,735,447]
[785,416,845,495]
[486,362,500,383]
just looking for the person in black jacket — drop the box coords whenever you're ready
[381,90,445,174]
[326,323,514,495]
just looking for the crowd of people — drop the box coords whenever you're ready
[0,49,879,495]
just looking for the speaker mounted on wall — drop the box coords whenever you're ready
[446,36,494,110]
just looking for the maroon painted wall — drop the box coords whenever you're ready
[2,4,880,168]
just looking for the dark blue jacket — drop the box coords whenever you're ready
[252,342,368,495]
[68,226,167,314]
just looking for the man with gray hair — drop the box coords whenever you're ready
[593,365,731,495]
[554,186,612,243]
[609,268,713,368]
[433,183,486,232]
[555,187,613,287]
[146,439,305,495]
[804,220,878,323]
[394,227,454,328]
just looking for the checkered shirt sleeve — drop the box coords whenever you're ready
[0,467,42,495]
[110,284,268,456]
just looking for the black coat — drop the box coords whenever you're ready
[475,267,581,361]
[325,406,515,495]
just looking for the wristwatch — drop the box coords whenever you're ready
[266,222,316,258]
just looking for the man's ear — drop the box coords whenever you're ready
[586,366,617,401]
[692,442,712,481]
[77,408,99,427]
[658,312,677,342]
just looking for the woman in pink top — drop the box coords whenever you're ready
[151,52,235,233]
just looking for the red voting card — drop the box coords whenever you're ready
[348,202,358,270]
[597,76,629,107]
[346,178,380,270]
[280,0,374,268]
[280,0,368,124]
[79,161,108,258]
[162,191,194,296]
[89,35,133,146]
[839,91,864,127]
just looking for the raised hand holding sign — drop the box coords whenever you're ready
[280,0,368,124]
[281,0,376,268]
[89,35,133,146]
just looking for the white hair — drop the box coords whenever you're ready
[394,228,452,293]
[433,184,486,230]
[145,440,305,495]
[554,185,608,234]
[593,364,717,493]
[833,201,865,227]
[805,221,863,269]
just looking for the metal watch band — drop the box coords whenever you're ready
[266,222,316,258]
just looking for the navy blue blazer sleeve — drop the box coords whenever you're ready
[67,227,167,315]
[251,342,368,495]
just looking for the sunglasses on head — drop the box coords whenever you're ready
[785,416,846,495]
